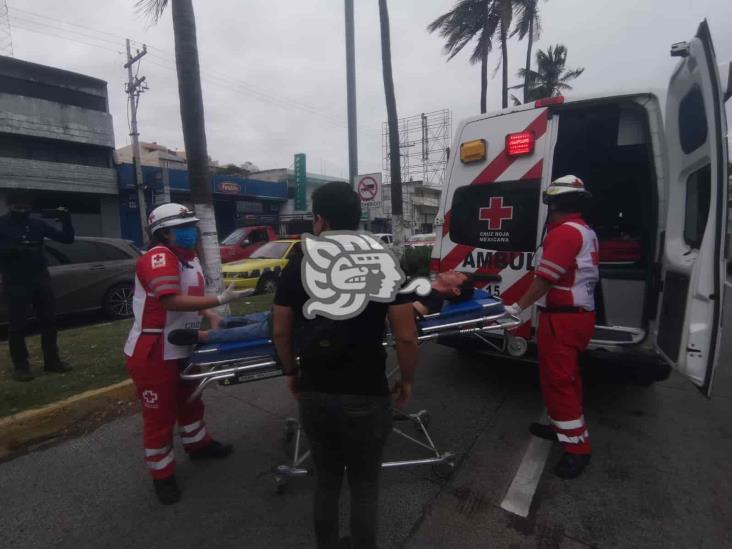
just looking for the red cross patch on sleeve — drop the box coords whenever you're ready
[151,253,167,269]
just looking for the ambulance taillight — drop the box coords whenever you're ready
[505,131,535,157]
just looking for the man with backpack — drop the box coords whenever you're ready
[272,181,419,549]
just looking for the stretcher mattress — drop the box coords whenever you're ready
[190,289,504,365]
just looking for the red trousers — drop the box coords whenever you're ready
[537,311,595,455]
[126,336,212,479]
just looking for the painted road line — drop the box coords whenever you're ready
[499,415,552,518]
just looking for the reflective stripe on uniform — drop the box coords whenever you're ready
[179,420,203,433]
[153,284,181,296]
[145,449,175,470]
[180,427,208,445]
[536,266,561,280]
[557,430,589,445]
[540,258,567,274]
[549,415,585,430]
[144,444,172,457]
[149,275,179,288]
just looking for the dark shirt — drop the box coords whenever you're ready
[415,289,445,316]
[274,254,410,396]
[0,213,74,284]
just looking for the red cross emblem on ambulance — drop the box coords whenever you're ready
[478,197,514,230]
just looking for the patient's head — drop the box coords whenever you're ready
[433,271,474,302]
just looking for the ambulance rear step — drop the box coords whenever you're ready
[591,326,646,346]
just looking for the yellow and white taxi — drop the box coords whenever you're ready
[222,239,301,294]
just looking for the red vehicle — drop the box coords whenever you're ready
[219,226,278,263]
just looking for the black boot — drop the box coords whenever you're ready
[44,361,72,373]
[554,453,591,479]
[12,365,34,382]
[529,422,559,442]
[189,441,233,461]
[168,329,200,346]
[153,475,181,505]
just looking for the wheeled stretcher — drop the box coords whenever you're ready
[179,290,520,491]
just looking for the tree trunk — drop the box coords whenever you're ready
[378,0,404,258]
[500,22,509,109]
[523,15,533,103]
[170,0,224,297]
[480,42,488,114]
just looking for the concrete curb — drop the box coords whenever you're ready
[0,379,136,459]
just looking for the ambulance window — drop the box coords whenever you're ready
[684,164,711,248]
[678,86,707,154]
[450,181,540,252]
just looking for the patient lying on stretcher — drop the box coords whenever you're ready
[167,271,475,346]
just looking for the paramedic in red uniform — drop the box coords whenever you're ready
[505,175,599,479]
[124,203,249,504]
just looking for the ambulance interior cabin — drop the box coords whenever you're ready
[551,101,659,340]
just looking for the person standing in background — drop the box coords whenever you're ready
[0,191,74,382]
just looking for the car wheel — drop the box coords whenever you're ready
[257,274,278,294]
[103,282,134,319]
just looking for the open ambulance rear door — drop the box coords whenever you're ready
[655,20,729,397]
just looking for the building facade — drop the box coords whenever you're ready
[117,163,288,245]
[251,168,347,235]
[367,180,441,235]
[0,56,119,237]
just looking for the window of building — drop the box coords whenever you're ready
[0,75,107,112]
[0,133,112,168]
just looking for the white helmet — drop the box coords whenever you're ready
[148,203,199,235]
[542,175,591,205]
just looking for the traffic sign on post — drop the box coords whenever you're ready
[356,173,382,208]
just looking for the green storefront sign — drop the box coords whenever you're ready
[294,153,307,211]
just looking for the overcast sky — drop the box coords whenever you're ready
[6,0,732,178]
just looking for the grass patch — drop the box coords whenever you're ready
[0,294,274,418]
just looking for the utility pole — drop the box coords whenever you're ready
[125,39,149,244]
[344,0,358,186]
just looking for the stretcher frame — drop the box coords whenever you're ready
[179,297,520,492]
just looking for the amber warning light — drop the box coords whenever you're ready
[505,131,535,157]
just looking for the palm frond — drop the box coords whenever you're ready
[135,0,169,23]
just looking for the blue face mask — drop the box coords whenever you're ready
[172,226,198,249]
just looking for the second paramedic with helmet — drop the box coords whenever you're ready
[505,175,599,479]
[124,203,250,505]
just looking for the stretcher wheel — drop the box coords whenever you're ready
[507,336,528,357]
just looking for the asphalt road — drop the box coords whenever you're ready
[1,304,731,548]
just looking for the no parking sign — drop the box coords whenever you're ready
[356,173,382,208]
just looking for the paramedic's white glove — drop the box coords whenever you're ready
[504,303,523,317]
[217,283,253,305]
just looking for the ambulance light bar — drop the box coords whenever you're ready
[505,131,535,157]
[460,139,487,164]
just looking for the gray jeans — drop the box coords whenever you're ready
[299,392,392,549]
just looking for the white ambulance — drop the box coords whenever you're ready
[431,21,731,396]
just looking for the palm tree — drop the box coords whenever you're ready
[495,0,515,109]
[515,44,585,101]
[427,0,499,114]
[511,0,543,103]
[378,0,405,256]
[135,0,224,296]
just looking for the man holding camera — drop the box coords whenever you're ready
[0,191,75,381]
